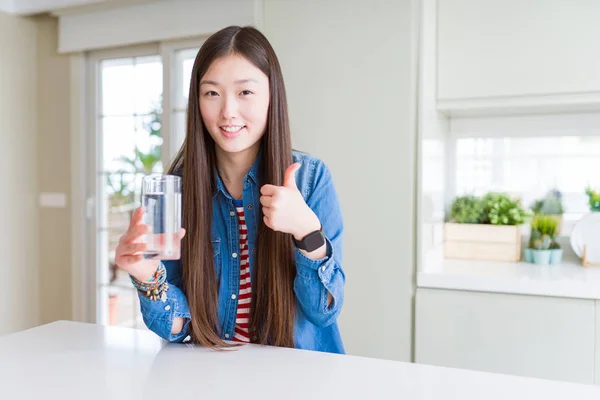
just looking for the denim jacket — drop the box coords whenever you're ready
[137,151,346,354]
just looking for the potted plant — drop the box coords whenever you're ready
[525,215,561,265]
[549,240,563,264]
[530,189,564,233]
[585,186,600,212]
[444,192,529,262]
[449,195,484,224]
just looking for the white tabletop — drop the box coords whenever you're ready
[1,320,600,399]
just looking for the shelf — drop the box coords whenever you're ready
[418,247,600,300]
[437,92,600,118]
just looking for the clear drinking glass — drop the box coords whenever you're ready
[141,174,182,260]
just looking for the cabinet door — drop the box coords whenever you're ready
[437,0,600,101]
[596,301,600,384]
[415,288,595,385]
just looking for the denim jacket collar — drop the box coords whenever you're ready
[214,147,262,200]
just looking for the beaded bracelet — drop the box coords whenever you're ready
[140,282,169,302]
[130,263,169,302]
[130,263,166,290]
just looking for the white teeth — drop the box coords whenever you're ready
[221,126,244,133]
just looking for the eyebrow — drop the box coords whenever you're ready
[200,78,259,86]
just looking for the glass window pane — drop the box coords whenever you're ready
[97,228,110,287]
[102,116,136,172]
[97,52,164,329]
[174,48,199,110]
[105,171,138,210]
[135,114,163,174]
[173,110,187,153]
[105,284,138,328]
[102,58,135,116]
[133,55,163,115]
[455,136,600,220]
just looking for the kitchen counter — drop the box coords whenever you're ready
[418,248,600,299]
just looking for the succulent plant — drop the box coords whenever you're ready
[531,190,564,215]
[528,228,541,249]
[529,215,559,250]
[532,234,552,250]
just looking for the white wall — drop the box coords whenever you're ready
[264,0,418,361]
[0,0,14,13]
[9,0,103,14]
[437,0,600,101]
[0,12,40,335]
[36,15,73,325]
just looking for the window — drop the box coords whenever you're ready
[87,39,203,327]
[454,135,600,234]
[98,54,164,329]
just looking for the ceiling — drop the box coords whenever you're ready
[1,0,160,15]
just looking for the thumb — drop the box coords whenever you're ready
[283,162,301,189]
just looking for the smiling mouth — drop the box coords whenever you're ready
[220,125,246,133]
[219,125,246,139]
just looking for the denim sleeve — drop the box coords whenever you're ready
[137,259,191,342]
[293,160,346,327]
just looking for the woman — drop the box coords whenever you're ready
[115,25,345,353]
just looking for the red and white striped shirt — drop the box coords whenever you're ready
[232,201,251,343]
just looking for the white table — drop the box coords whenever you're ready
[1,321,600,399]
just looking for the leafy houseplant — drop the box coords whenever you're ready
[449,193,528,226]
[524,215,562,265]
[444,192,529,262]
[585,186,600,212]
[481,192,529,226]
[449,195,485,224]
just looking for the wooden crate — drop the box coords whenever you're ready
[443,223,521,262]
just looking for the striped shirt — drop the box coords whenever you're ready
[232,199,251,343]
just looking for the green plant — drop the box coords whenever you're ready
[481,192,529,225]
[449,195,485,224]
[531,190,564,215]
[531,214,558,237]
[528,228,541,249]
[529,214,559,250]
[532,234,552,250]
[585,186,600,212]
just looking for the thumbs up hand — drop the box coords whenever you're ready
[260,162,321,240]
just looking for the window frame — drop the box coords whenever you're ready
[78,37,205,325]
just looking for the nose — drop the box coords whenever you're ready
[220,94,239,120]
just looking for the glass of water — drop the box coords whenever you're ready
[141,174,182,260]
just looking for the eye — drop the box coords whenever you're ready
[240,90,253,96]
[205,91,219,97]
